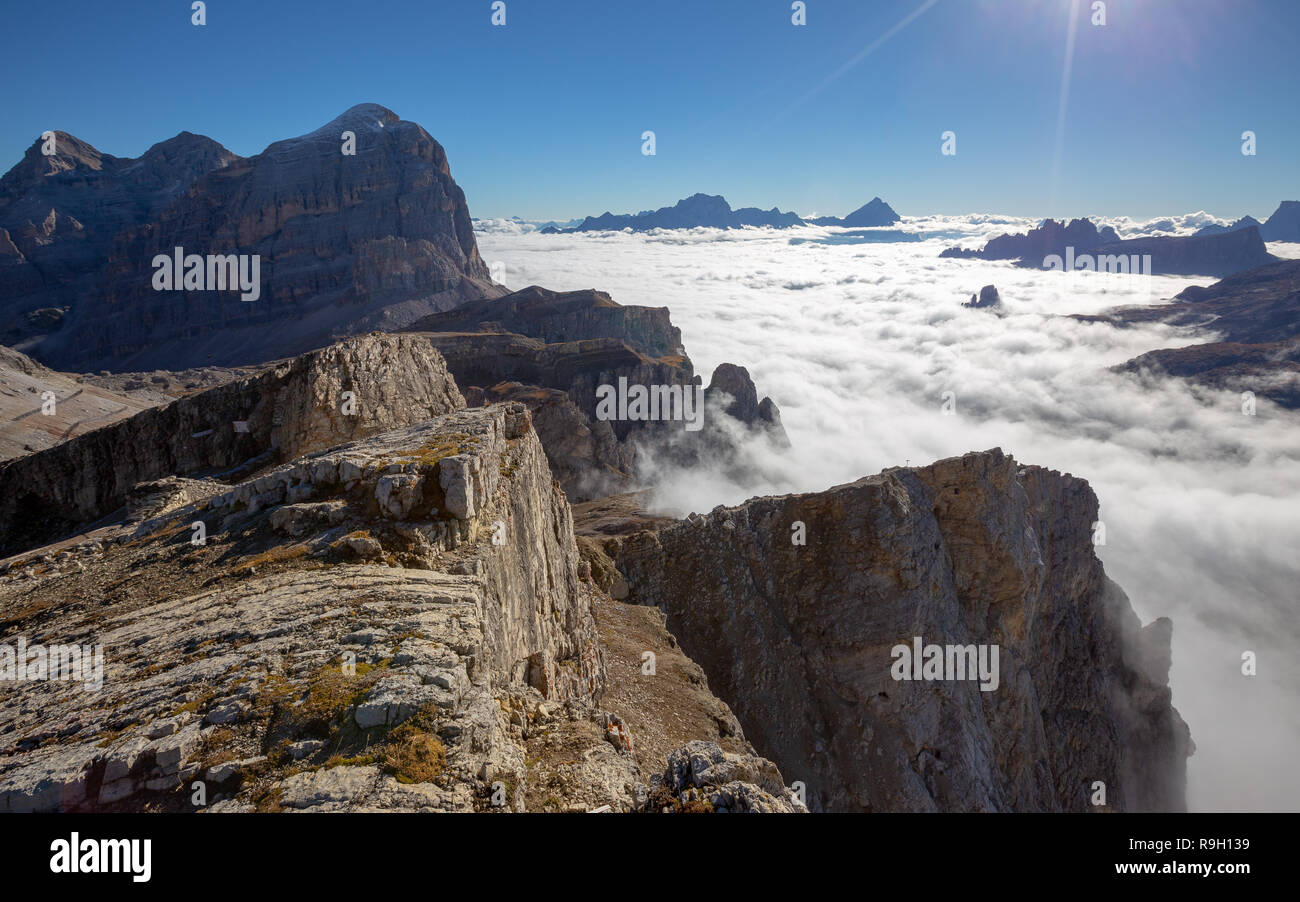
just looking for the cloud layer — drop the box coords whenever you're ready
[477,220,1300,811]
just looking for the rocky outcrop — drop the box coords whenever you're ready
[463,381,635,501]
[1085,258,1300,409]
[558,194,804,232]
[1260,200,1300,242]
[964,284,1002,310]
[0,403,801,812]
[640,741,807,813]
[0,333,465,555]
[407,285,685,359]
[3,104,501,372]
[940,218,1120,263]
[405,286,787,500]
[605,449,1192,812]
[806,196,901,227]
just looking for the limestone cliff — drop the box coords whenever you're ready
[407,285,788,500]
[0,333,465,555]
[3,105,502,371]
[605,449,1192,812]
[0,403,803,813]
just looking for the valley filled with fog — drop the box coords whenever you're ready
[478,219,1300,811]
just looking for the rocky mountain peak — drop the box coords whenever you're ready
[0,132,111,194]
[0,104,500,370]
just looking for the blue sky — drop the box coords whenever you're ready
[3,0,1297,221]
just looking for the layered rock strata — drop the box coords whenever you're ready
[0,404,803,813]
[604,449,1192,812]
[0,333,465,555]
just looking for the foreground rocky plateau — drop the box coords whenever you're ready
[0,395,804,813]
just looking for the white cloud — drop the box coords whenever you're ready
[477,221,1300,812]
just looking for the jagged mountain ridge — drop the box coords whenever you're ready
[550,193,805,232]
[0,104,501,372]
[940,217,1278,277]
[546,193,901,233]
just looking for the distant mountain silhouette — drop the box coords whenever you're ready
[941,217,1276,277]
[549,193,804,232]
[940,218,1120,262]
[805,197,901,227]
[1194,215,1263,237]
[1191,202,1300,241]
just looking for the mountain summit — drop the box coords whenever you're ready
[0,105,499,371]
[807,196,901,227]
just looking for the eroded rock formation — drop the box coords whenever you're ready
[0,333,465,555]
[602,449,1192,812]
[406,285,788,499]
[1,104,502,371]
[0,403,802,813]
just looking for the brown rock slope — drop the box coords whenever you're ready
[0,403,802,813]
[0,346,157,460]
[604,449,1192,812]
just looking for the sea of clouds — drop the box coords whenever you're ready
[476,218,1300,812]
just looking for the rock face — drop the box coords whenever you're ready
[807,196,901,227]
[559,194,804,232]
[1260,200,1300,242]
[0,131,239,348]
[941,218,1276,277]
[607,449,1192,812]
[964,284,1002,310]
[0,333,466,555]
[406,286,788,500]
[2,104,501,372]
[0,403,801,813]
[1085,258,1300,409]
